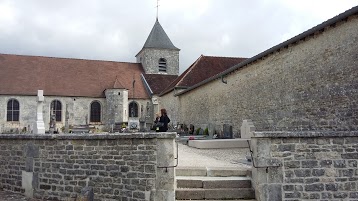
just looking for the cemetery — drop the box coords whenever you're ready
[0,5,357,201]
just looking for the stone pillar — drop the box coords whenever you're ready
[154,137,176,201]
[33,90,45,134]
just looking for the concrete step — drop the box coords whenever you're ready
[188,139,250,149]
[176,166,251,177]
[176,176,252,189]
[175,188,255,200]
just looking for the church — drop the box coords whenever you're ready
[0,18,244,133]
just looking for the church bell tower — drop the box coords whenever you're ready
[136,19,180,75]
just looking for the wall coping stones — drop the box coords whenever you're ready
[253,131,358,138]
[0,132,177,140]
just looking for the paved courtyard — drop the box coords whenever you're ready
[178,143,251,168]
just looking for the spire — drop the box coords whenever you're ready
[142,20,179,50]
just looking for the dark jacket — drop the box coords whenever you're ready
[158,115,170,132]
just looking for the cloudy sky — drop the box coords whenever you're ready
[0,0,357,73]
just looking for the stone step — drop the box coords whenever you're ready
[177,200,256,201]
[176,166,251,177]
[175,188,255,200]
[176,176,252,189]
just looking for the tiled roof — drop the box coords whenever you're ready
[142,19,179,50]
[161,55,246,95]
[0,54,149,99]
[142,74,178,95]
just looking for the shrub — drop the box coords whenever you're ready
[195,128,201,135]
[204,128,209,135]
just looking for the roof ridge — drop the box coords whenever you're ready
[202,55,247,59]
[0,53,140,64]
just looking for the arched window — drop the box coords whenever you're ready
[50,100,62,121]
[7,99,19,121]
[129,101,138,117]
[158,58,167,72]
[90,101,101,122]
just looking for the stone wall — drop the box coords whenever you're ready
[159,90,181,128]
[137,49,179,75]
[251,131,358,201]
[177,15,358,135]
[0,133,176,201]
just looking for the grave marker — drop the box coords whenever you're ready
[33,90,45,134]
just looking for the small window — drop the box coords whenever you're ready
[159,58,167,72]
[50,100,62,121]
[7,99,20,121]
[129,101,138,117]
[90,101,101,122]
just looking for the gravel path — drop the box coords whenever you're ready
[177,143,252,168]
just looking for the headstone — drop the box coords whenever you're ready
[240,119,256,139]
[189,124,194,134]
[208,123,214,139]
[49,108,56,134]
[33,90,45,134]
[223,124,233,139]
[64,104,69,133]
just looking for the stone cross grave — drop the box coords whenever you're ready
[33,90,45,134]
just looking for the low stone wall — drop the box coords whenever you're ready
[251,131,358,201]
[0,133,176,201]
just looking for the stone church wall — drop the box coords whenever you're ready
[178,16,358,135]
[0,133,176,201]
[0,95,106,133]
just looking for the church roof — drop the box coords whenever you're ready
[0,54,149,99]
[142,74,178,95]
[142,19,179,50]
[160,55,247,96]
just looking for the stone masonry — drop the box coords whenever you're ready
[175,14,358,136]
[0,133,176,201]
[251,131,358,201]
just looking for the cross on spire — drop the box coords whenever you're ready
[156,0,160,20]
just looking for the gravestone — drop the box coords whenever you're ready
[33,90,45,134]
[189,124,194,134]
[64,104,69,133]
[223,124,233,139]
[240,119,255,139]
[207,123,214,138]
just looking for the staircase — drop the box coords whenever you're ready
[175,166,255,201]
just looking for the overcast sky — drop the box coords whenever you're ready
[0,0,357,73]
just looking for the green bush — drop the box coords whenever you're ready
[204,128,209,135]
[195,128,201,135]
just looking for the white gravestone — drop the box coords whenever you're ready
[240,119,255,139]
[33,90,45,134]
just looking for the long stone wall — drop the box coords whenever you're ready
[251,131,358,200]
[0,133,176,201]
[177,15,358,135]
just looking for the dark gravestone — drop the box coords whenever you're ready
[223,124,233,139]
[189,124,195,134]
